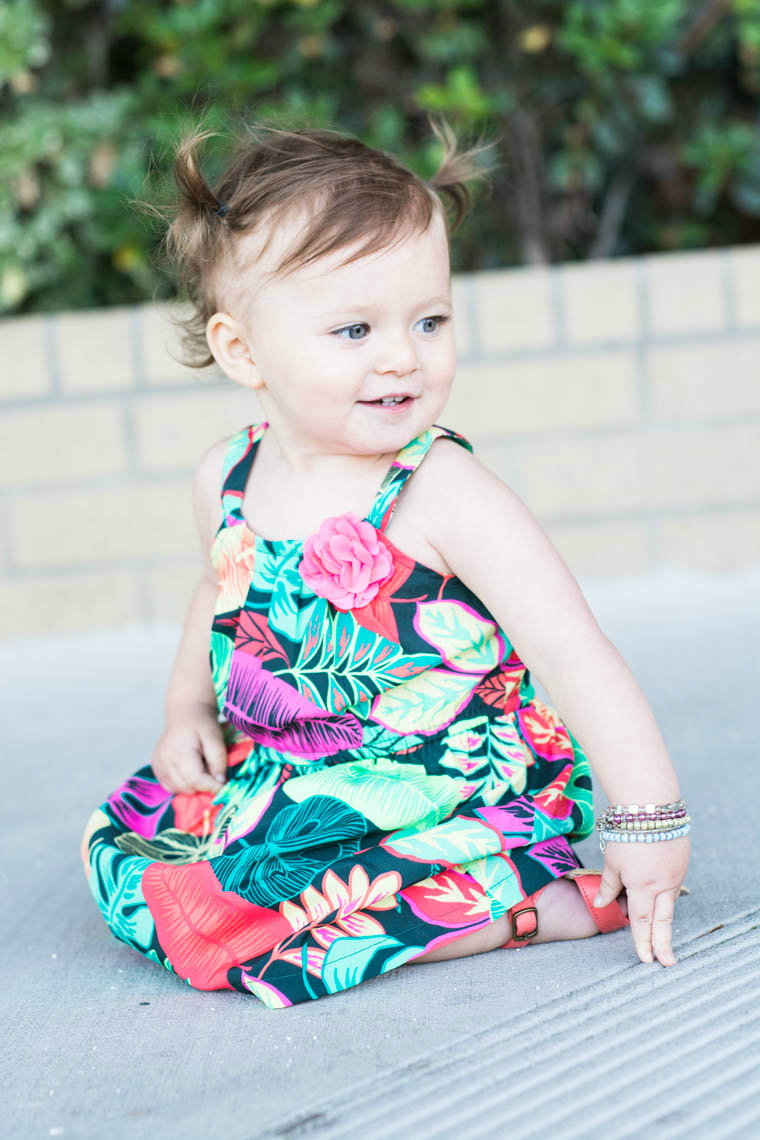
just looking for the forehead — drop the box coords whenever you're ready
[228,199,450,315]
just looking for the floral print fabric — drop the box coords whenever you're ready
[81,420,595,1008]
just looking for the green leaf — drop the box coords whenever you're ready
[281,756,462,830]
[321,934,405,994]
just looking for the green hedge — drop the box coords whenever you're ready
[2,0,760,315]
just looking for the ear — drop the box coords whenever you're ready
[205,311,265,390]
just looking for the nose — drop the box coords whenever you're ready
[373,331,419,377]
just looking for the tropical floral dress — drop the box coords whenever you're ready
[81,420,595,1009]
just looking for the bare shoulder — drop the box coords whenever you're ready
[419,434,604,684]
[419,436,531,554]
[192,434,234,583]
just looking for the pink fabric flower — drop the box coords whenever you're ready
[298,511,394,610]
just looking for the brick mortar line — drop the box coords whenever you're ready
[130,305,146,388]
[460,274,481,359]
[549,266,566,348]
[0,497,11,573]
[122,399,140,478]
[634,338,650,425]
[645,515,661,568]
[721,246,739,331]
[42,314,61,394]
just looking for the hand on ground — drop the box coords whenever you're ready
[593,836,690,967]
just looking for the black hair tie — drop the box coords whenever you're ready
[214,202,229,217]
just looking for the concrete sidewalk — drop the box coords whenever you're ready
[2,566,759,1140]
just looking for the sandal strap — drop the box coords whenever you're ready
[500,870,631,949]
[570,872,630,933]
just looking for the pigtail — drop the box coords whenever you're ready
[425,113,500,234]
[134,127,234,368]
[164,128,230,267]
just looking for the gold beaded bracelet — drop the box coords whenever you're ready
[595,814,691,833]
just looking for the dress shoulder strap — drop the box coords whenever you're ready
[219,421,267,524]
[367,423,473,533]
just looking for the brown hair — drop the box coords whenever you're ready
[148,114,497,368]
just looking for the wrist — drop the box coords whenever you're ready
[165,697,219,723]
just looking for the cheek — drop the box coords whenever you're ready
[430,337,457,381]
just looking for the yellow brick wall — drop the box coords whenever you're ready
[2,244,759,638]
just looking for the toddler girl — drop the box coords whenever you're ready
[81,117,690,1008]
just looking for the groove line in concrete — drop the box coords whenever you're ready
[464,1001,759,1139]
[260,911,760,1140]
[369,997,759,1140]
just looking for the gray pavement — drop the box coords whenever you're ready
[2,565,759,1140]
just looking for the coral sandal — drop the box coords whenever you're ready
[500,868,630,950]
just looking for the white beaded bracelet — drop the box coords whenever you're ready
[598,822,690,853]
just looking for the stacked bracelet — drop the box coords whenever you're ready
[595,800,690,853]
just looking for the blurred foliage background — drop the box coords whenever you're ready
[2,0,760,315]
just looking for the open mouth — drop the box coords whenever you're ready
[358,395,415,408]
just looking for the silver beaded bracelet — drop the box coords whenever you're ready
[599,823,691,853]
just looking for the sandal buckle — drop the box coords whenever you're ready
[510,905,538,941]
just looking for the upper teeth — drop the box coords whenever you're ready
[380,396,405,404]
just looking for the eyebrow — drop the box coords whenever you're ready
[318,296,452,318]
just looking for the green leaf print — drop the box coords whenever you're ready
[439,715,489,777]
[223,775,283,846]
[322,935,408,994]
[146,947,175,974]
[211,757,286,847]
[383,816,501,865]
[114,828,215,864]
[396,430,436,468]
[487,716,534,796]
[291,603,439,712]
[416,601,503,673]
[457,854,525,919]
[281,757,462,831]
[532,808,566,842]
[371,667,479,735]
[344,723,425,761]
[88,842,155,951]
[252,545,320,643]
[210,631,233,711]
[219,429,255,518]
[379,944,427,973]
[563,730,595,840]
[240,972,292,1009]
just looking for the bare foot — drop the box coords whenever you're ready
[410,875,629,964]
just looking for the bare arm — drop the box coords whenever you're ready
[151,436,231,794]
[423,442,681,806]
[164,437,228,719]
[425,442,689,966]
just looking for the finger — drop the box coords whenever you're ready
[592,865,623,908]
[651,890,678,967]
[193,771,227,794]
[200,731,229,785]
[167,755,200,796]
[624,887,655,964]
[188,762,226,795]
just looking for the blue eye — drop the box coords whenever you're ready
[333,314,450,341]
[335,323,369,341]
[417,315,448,334]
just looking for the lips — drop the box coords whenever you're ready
[358,394,415,405]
